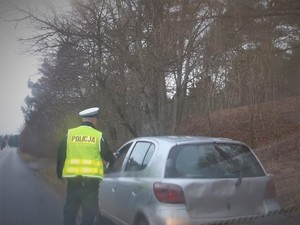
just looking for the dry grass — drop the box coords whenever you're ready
[178,96,300,147]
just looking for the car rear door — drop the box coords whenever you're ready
[114,141,156,225]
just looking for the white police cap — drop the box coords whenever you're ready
[79,107,99,118]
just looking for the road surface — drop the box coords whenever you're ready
[0,147,64,225]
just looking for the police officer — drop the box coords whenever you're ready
[56,107,115,225]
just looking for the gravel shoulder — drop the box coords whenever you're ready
[18,151,66,199]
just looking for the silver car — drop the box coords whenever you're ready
[98,136,283,225]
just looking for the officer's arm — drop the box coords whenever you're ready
[56,135,67,179]
[100,136,115,163]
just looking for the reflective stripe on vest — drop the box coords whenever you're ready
[62,126,103,178]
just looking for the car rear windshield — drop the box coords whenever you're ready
[165,143,265,179]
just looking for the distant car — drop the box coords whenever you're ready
[98,136,284,225]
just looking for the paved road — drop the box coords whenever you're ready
[0,147,64,225]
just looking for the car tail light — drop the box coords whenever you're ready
[265,179,277,199]
[153,182,185,204]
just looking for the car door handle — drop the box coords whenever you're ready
[112,184,116,193]
[131,187,141,196]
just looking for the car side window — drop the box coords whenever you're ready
[125,141,155,172]
[107,142,133,173]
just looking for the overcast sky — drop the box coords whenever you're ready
[0,0,71,135]
[0,20,40,135]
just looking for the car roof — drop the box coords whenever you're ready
[131,135,243,145]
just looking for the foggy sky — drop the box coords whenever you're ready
[0,0,70,135]
[0,21,40,135]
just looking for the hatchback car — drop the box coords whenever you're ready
[98,136,283,225]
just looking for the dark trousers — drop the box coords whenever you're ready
[64,177,100,225]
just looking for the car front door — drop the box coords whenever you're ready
[98,142,133,223]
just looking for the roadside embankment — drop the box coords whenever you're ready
[18,150,66,199]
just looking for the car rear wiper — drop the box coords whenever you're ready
[213,142,242,187]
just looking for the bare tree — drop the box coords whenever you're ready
[9,0,300,156]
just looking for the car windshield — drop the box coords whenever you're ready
[165,143,265,179]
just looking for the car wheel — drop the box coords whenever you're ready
[137,218,149,225]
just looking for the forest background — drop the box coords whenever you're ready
[7,0,298,155]
[2,0,300,213]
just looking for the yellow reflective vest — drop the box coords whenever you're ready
[62,125,104,179]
